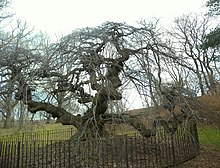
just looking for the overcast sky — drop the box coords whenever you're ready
[11,0,207,37]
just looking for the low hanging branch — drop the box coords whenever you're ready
[100,113,157,137]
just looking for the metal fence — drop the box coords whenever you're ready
[0,122,199,168]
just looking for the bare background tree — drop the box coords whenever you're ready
[169,14,219,95]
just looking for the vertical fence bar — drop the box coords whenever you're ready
[21,141,24,168]
[114,137,117,166]
[175,126,181,163]
[79,141,82,167]
[33,141,36,166]
[50,141,53,168]
[171,133,176,167]
[13,142,16,168]
[5,143,9,168]
[29,142,32,168]
[124,137,129,168]
[101,140,104,167]
[157,129,162,167]
[63,141,66,168]
[146,137,150,167]
[6,143,10,168]
[105,138,109,167]
[26,141,28,167]
[91,141,96,167]
[82,141,85,167]
[10,143,13,168]
[110,137,113,166]
[58,141,62,167]
[167,130,172,166]
[45,141,48,168]
[134,136,139,167]
[86,141,89,166]
[193,122,200,155]
[130,137,134,168]
[16,141,21,168]
[139,137,143,168]
[73,141,76,168]
[0,141,2,160]
[142,137,146,168]
[165,131,170,166]
[97,140,100,167]
[154,136,159,168]
[119,138,123,168]
[186,125,190,158]
[7,143,11,167]
[183,125,189,161]
[54,142,57,168]
[42,141,44,168]
[1,142,5,168]
[151,136,155,168]
[37,142,40,167]
[180,124,186,161]
[68,140,71,168]
[47,131,49,142]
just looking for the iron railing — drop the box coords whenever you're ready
[0,122,199,168]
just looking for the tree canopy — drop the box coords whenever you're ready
[203,0,220,49]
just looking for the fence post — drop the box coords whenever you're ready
[0,141,2,157]
[193,123,199,145]
[171,132,176,167]
[124,137,129,168]
[192,122,200,155]
[47,131,49,142]
[16,142,21,168]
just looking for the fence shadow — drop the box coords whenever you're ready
[0,122,199,168]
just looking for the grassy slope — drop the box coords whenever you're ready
[0,123,74,136]
[195,95,220,149]
[198,126,220,149]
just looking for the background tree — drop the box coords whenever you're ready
[0,0,16,128]
[206,0,220,16]
[203,0,220,85]
[0,21,42,128]
[169,14,219,95]
[203,0,220,49]
[124,19,175,107]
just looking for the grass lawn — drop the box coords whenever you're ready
[198,126,220,149]
[0,123,74,137]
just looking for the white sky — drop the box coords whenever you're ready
[12,0,207,37]
[11,0,207,109]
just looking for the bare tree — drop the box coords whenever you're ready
[169,14,219,95]
[13,21,192,140]
[0,0,12,23]
[0,0,18,128]
[0,21,41,128]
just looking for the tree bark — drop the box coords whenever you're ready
[3,109,12,128]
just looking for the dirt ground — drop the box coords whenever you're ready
[179,145,220,168]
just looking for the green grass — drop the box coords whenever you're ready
[0,123,75,141]
[0,123,74,136]
[198,126,220,149]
